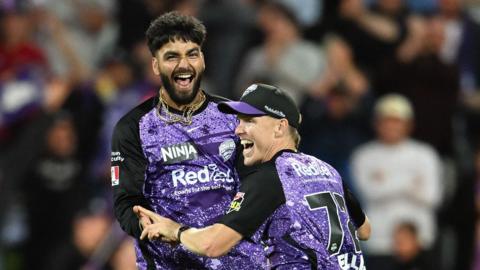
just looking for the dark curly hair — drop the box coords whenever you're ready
[146,11,207,56]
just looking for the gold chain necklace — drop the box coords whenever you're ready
[157,91,206,126]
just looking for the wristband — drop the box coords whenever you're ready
[177,225,190,243]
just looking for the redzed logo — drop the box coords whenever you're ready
[111,166,120,186]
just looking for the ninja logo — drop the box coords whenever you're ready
[227,192,245,213]
[161,142,198,164]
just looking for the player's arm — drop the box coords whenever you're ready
[112,118,151,238]
[343,182,371,240]
[357,216,371,241]
[134,206,242,257]
[136,163,284,256]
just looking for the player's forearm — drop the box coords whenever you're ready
[180,224,242,257]
[357,216,371,240]
[114,192,151,238]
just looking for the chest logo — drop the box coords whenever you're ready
[161,142,199,164]
[219,139,236,162]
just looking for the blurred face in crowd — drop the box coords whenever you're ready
[47,118,77,158]
[1,13,30,45]
[375,116,412,145]
[78,6,107,33]
[393,225,421,262]
[235,115,286,166]
[152,39,205,105]
[257,4,296,39]
[425,17,446,54]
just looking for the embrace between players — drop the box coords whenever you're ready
[111,11,371,270]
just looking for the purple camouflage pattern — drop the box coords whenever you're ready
[135,101,266,269]
[253,152,366,270]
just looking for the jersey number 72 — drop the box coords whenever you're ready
[304,191,361,255]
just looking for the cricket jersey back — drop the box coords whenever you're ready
[272,151,365,269]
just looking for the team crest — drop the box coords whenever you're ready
[111,166,120,186]
[241,84,258,98]
[219,139,235,161]
[227,192,245,213]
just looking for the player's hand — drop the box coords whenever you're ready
[133,206,153,232]
[134,205,181,241]
[140,223,178,242]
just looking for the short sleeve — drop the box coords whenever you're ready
[219,162,286,238]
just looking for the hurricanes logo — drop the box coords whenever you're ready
[227,192,245,213]
[219,139,235,161]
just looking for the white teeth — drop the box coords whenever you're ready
[176,74,192,79]
[241,139,253,147]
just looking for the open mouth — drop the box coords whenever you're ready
[241,139,254,150]
[173,73,194,88]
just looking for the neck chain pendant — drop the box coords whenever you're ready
[157,91,206,126]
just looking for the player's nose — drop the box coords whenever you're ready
[235,122,245,136]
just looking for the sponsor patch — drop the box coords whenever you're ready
[264,105,285,118]
[111,151,124,162]
[219,139,235,161]
[171,163,234,187]
[111,166,120,186]
[227,192,245,213]
[161,142,199,164]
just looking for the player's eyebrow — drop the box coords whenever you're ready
[163,51,179,57]
[187,48,200,54]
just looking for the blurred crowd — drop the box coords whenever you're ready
[0,0,479,269]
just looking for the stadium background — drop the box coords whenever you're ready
[0,0,479,269]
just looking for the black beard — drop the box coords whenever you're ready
[160,71,203,105]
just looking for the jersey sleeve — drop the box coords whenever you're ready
[342,181,366,228]
[219,163,286,238]
[111,118,150,238]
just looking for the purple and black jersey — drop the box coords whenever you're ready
[220,150,366,270]
[111,94,265,269]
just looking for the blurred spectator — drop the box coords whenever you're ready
[375,16,460,158]
[1,77,103,269]
[21,112,89,270]
[33,0,118,83]
[0,8,47,79]
[351,94,443,270]
[300,81,373,190]
[308,35,369,99]
[334,0,407,76]
[89,51,155,190]
[392,222,436,270]
[47,204,136,270]
[0,6,48,148]
[200,0,256,97]
[275,0,322,28]
[235,0,326,105]
[300,35,373,189]
[436,0,480,168]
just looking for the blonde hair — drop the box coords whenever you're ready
[289,126,301,149]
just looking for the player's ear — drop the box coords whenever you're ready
[274,119,288,138]
[152,57,160,75]
[200,51,206,70]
